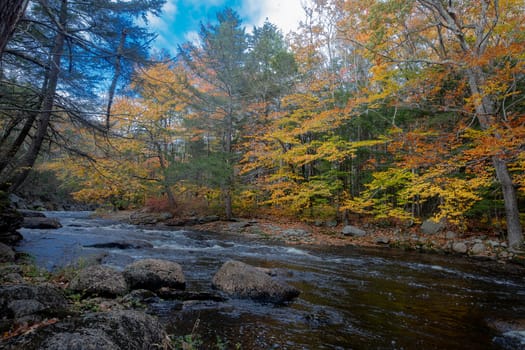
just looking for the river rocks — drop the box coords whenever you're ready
[452,242,468,254]
[0,284,68,326]
[85,240,154,250]
[22,217,62,229]
[445,231,458,240]
[212,260,300,303]
[341,225,366,237]
[0,242,16,262]
[69,265,127,297]
[487,319,525,350]
[280,228,312,242]
[19,209,46,217]
[123,259,185,291]
[4,310,169,350]
[0,189,24,244]
[129,211,173,225]
[375,237,390,245]
[165,215,221,226]
[421,219,446,235]
[471,242,486,255]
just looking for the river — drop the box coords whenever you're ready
[16,211,525,349]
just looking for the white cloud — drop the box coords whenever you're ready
[148,0,177,30]
[241,0,306,35]
[184,31,201,46]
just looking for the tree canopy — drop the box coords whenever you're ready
[1,1,524,248]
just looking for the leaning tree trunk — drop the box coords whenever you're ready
[0,0,29,58]
[8,0,68,192]
[493,157,523,249]
[466,67,524,249]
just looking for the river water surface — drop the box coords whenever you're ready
[17,211,525,349]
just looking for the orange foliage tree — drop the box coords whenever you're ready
[336,0,524,247]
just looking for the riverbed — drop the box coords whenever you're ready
[17,211,525,349]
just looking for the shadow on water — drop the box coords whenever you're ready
[17,212,525,349]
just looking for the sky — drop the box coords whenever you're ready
[147,0,305,54]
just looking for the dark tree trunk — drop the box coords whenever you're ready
[106,29,127,129]
[8,0,68,192]
[0,0,29,58]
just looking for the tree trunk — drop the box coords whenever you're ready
[154,142,176,208]
[0,0,29,58]
[106,29,127,129]
[466,67,524,249]
[493,157,523,249]
[223,108,234,220]
[8,0,68,192]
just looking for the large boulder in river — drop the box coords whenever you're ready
[22,216,62,229]
[3,310,169,350]
[85,240,153,250]
[69,265,127,297]
[0,284,68,327]
[123,259,185,291]
[212,260,300,303]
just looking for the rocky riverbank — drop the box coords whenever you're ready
[0,208,301,349]
[110,209,525,266]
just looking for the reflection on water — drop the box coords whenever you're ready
[17,211,525,349]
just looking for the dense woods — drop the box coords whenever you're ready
[1,0,524,248]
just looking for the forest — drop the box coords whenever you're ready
[1,0,524,249]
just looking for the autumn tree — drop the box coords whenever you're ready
[179,8,248,219]
[337,0,524,247]
[0,0,163,192]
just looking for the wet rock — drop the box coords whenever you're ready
[421,219,445,235]
[22,217,62,229]
[0,232,23,245]
[198,215,220,224]
[0,189,23,244]
[326,220,338,228]
[445,231,458,240]
[487,319,525,350]
[3,273,24,284]
[122,289,159,304]
[0,284,68,325]
[156,289,226,302]
[85,240,153,250]
[69,265,127,297]
[4,310,169,350]
[129,211,172,225]
[375,237,390,245]
[452,242,468,254]
[123,259,185,291]
[18,209,46,217]
[0,242,16,262]
[212,260,300,303]
[488,240,501,248]
[341,225,366,237]
[8,193,27,209]
[470,242,486,255]
[41,329,118,350]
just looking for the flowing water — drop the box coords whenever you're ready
[17,211,525,349]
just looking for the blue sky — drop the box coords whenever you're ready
[147,0,305,54]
